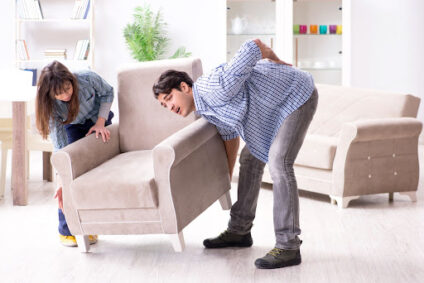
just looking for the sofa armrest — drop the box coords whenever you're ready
[332,117,422,197]
[339,117,422,143]
[51,124,121,182]
[153,118,231,232]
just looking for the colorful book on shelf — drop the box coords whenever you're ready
[18,0,43,19]
[44,49,67,59]
[83,0,90,19]
[34,0,44,19]
[74,39,89,60]
[16,40,30,60]
[83,42,90,60]
[71,0,83,19]
[22,68,37,86]
[71,0,89,19]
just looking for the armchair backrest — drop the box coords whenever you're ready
[308,84,421,137]
[118,58,203,152]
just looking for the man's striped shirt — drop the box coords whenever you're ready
[193,40,314,163]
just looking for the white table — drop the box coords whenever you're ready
[1,69,37,205]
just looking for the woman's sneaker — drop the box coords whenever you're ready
[203,230,253,248]
[59,234,77,247]
[59,234,98,247]
[88,235,98,245]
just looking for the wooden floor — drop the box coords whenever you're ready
[1,149,424,283]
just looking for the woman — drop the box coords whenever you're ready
[36,60,114,247]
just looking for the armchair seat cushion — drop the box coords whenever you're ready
[71,150,158,209]
[295,135,338,170]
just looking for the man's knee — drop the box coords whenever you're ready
[268,157,295,180]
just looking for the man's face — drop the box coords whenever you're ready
[157,82,194,117]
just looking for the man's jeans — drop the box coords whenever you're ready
[228,89,318,250]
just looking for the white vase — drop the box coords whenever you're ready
[231,17,248,35]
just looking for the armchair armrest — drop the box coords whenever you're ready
[51,124,120,182]
[332,117,422,197]
[153,118,219,167]
[153,118,231,232]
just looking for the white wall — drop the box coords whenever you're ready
[348,0,424,121]
[2,0,424,123]
[0,0,226,116]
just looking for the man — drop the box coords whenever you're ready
[153,39,318,269]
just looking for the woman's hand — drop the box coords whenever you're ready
[86,117,110,142]
[54,187,63,211]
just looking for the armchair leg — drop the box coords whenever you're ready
[399,191,417,202]
[219,191,232,210]
[389,192,394,202]
[170,231,185,252]
[76,235,90,253]
[329,195,359,209]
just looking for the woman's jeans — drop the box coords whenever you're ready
[58,111,113,236]
[227,89,318,250]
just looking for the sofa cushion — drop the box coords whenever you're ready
[71,150,158,209]
[295,135,338,170]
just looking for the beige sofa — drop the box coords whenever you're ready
[237,84,422,208]
[51,58,232,252]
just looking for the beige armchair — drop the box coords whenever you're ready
[51,58,232,252]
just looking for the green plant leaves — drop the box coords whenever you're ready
[123,5,191,62]
[169,47,192,59]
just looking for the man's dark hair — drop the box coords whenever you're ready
[152,70,193,99]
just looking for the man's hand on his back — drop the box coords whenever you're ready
[253,39,292,66]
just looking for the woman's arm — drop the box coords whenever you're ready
[49,117,68,151]
[85,72,114,142]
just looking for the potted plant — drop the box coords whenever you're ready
[124,5,191,61]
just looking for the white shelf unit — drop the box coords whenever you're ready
[226,0,348,86]
[226,0,277,62]
[14,0,95,78]
[293,0,343,85]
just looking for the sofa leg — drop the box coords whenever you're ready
[76,235,90,253]
[329,195,359,209]
[219,191,232,210]
[389,192,394,202]
[399,191,417,202]
[170,231,185,252]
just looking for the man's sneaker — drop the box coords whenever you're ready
[255,248,301,269]
[59,234,77,247]
[203,230,253,248]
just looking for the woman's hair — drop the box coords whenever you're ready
[152,70,193,99]
[36,60,79,139]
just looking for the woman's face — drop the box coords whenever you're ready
[55,81,73,102]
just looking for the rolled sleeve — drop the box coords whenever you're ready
[98,102,112,120]
[212,40,262,102]
[87,71,114,103]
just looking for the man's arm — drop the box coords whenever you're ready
[253,38,291,66]
[224,137,240,180]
